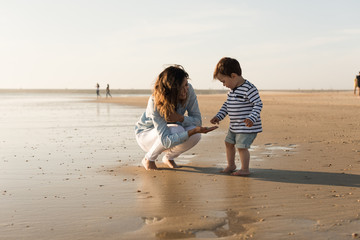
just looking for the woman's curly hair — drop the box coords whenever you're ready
[153,65,189,121]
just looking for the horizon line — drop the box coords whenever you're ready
[0,88,353,92]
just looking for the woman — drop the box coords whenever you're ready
[135,65,217,170]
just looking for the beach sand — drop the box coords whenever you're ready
[97,91,360,239]
[2,91,360,239]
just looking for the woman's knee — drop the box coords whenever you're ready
[185,125,201,144]
[189,132,201,145]
[168,124,185,134]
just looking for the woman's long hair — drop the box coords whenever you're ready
[153,65,189,120]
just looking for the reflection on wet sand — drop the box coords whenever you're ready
[124,165,258,239]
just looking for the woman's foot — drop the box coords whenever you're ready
[220,165,236,173]
[231,169,251,176]
[142,158,158,170]
[162,157,180,168]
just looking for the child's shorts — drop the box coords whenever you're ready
[225,130,257,149]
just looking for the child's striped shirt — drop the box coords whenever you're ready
[216,80,263,133]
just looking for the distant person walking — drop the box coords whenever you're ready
[354,72,360,96]
[106,84,112,98]
[96,83,101,98]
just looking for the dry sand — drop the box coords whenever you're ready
[2,91,360,240]
[96,91,360,239]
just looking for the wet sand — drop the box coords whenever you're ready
[97,91,360,239]
[2,91,360,239]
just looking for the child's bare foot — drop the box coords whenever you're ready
[142,158,157,170]
[162,157,180,168]
[220,165,236,173]
[231,169,251,176]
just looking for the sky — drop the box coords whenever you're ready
[1,0,360,90]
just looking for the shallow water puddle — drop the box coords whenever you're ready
[215,144,298,166]
[195,230,217,238]
[174,154,196,165]
[142,216,164,225]
[265,146,296,151]
[143,209,256,239]
[255,144,298,161]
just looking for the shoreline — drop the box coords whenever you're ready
[0,88,353,94]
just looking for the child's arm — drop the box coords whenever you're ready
[210,116,220,124]
[245,87,263,127]
[210,100,228,125]
[217,101,228,119]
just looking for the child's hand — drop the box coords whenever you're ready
[244,118,253,127]
[210,116,220,125]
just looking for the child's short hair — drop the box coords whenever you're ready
[213,57,242,79]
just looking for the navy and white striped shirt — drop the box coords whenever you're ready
[216,80,263,133]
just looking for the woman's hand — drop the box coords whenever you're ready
[210,116,220,125]
[166,112,184,123]
[188,126,218,137]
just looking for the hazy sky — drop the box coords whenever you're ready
[1,0,359,90]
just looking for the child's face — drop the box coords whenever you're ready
[217,73,237,89]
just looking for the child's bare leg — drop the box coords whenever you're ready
[142,158,158,170]
[221,141,237,173]
[232,148,250,176]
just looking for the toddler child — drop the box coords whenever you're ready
[210,57,263,176]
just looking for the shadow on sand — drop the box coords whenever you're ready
[159,166,360,188]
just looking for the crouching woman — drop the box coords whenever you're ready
[135,65,217,170]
